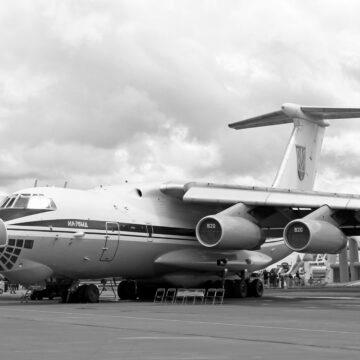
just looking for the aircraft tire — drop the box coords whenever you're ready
[126,281,137,300]
[233,279,248,298]
[117,280,136,300]
[83,284,100,303]
[249,279,264,298]
[30,290,43,300]
[117,281,128,299]
[60,289,69,303]
[224,280,235,298]
[76,284,88,303]
[137,283,156,301]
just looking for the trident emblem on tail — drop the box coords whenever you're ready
[296,145,306,181]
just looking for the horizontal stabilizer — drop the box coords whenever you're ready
[301,106,360,119]
[229,103,360,130]
[228,110,291,129]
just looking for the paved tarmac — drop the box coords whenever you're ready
[0,287,359,360]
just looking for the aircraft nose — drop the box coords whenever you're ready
[0,219,8,246]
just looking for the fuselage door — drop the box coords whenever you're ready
[100,222,120,261]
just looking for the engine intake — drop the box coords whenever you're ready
[196,214,265,250]
[284,219,347,254]
[0,219,7,247]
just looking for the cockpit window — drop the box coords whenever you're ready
[27,196,56,209]
[0,197,10,208]
[0,194,56,210]
[14,195,30,208]
[6,197,16,208]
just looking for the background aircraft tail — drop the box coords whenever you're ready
[229,103,360,191]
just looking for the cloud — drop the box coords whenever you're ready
[0,0,359,195]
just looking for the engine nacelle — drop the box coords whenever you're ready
[0,219,7,246]
[283,219,347,254]
[196,215,265,250]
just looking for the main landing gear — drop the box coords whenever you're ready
[30,276,263,302]
[116,277,264,301]
[224,278,264,298]
[28,280,101,303]
[62,283,100,303]
[117,280,156,301]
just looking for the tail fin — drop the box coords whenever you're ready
[229,103,360,191]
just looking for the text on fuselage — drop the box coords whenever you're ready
[68,220,89,228]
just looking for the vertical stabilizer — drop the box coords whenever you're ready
[229,103,360,191]
[272,115,326,190]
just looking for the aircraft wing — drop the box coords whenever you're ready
[161,182,360,210]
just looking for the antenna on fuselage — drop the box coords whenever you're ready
[34,179,38,187]
[64,181,68,188]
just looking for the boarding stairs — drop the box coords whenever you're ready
[154,287,224,305]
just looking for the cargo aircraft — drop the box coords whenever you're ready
[0,103,360,302]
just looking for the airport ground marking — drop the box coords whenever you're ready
[0,306,359,336]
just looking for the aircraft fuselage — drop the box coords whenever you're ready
[0,184,291,286]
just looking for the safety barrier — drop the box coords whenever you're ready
[154,288,224,305]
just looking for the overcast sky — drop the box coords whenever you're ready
[1,0,360,194]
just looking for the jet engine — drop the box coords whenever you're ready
[0,219,7,246]
[196,204,265,250]
[284,219,347,254]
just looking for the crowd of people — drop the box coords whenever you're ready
[260,269,306,288]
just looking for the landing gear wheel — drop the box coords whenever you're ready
[77,285,88,302]
[233,279,248,298]
[117,281,127,299]
[60,289,69,303]
[117,280,137,300]
[224,279,235,298]
[83,284,100,303]
[249,279,264,298]
[30,290,43,300]
[137,283,156,301]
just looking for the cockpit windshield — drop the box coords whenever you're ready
[0,194,57,210]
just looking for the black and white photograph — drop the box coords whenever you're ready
[0,1,359,359]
